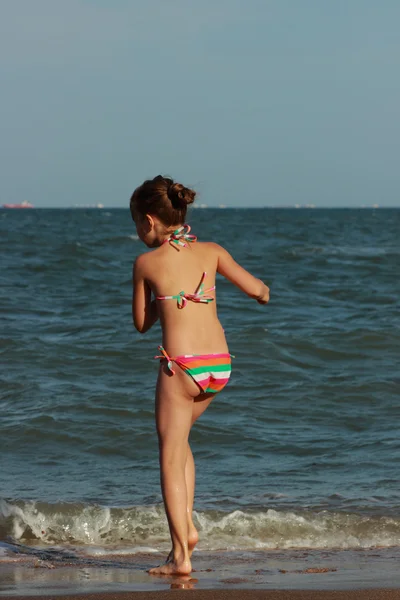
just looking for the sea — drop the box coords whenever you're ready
[0,207,399,593]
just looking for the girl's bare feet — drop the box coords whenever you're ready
[148,555,192,576]
[166,523,199,563]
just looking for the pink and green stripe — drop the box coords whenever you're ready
[155,347,232,394]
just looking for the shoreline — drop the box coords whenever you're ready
[1,591,400,600]
[1,548,400,597]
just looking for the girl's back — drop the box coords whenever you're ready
[138,240,227,356]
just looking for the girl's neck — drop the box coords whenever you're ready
[154,224,184,247]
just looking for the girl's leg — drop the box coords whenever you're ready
[186,393,214,555]
[165,444,197,563]
[185,444,198,554]
[149,363,200,576]
[165,392,215,563]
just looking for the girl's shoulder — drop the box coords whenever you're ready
[196,240,225,254]
[197,241,233,262]
[133,250,154,276]
[134,242,229,270]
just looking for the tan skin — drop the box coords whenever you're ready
[132,213,269,576]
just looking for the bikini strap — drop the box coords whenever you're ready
[155,345,176,375]
[184,271,215,305]
[157,272,215,308]
[194,271,215,298]
[164,224,197,248]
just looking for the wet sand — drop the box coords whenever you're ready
[1,547,400,597]
[1,591,400,600]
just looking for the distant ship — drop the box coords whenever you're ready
[2,201,34,209]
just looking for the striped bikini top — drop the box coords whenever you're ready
[156,224,216,309]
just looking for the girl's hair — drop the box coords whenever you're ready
[130,175,196,226]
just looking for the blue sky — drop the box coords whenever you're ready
[1,1,399,207]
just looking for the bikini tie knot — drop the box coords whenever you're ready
[155,345,176,374]
[176,291,188,309]
[174,288,215,309]
[157,272,216,308]
[167,224,197,248]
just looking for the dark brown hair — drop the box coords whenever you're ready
[130,175,196,226]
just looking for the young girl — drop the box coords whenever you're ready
[130,175,270,576]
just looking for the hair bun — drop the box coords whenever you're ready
[168,182,196,209]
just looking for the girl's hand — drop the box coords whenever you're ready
[257,284,270,305]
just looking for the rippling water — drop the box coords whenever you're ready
[1,207,399,554]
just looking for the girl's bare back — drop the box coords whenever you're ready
[134,237,269,354]
[135,240,225,356]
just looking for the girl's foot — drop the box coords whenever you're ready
[148,556,192,576]
[166,524,199,562]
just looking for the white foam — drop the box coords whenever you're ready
[2,498,400,552]
[81,546,159,556]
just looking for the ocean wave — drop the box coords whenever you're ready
[1,498,399,553]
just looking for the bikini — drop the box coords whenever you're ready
[154,224,232,395]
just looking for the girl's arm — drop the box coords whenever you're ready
[215,244,270,304]
[132,255,159,333]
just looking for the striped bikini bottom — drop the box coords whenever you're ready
[155,346,232,394]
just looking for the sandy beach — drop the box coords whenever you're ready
[1,590,400,600]
[1,547,400,598]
